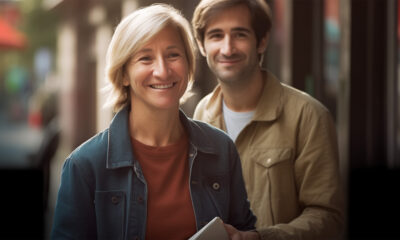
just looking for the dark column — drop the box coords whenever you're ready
[291,0,324,100]
[347,1,400,239]
[349,0,387,168]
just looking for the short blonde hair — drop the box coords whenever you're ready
[104,3,196,112]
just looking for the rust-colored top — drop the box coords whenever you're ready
[131,133,196,240]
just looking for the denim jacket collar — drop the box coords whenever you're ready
[106,106,218,169]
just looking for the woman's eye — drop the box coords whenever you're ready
[168,52,181,58]
[138,56,152,62]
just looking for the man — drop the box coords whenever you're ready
[191,0,344,239]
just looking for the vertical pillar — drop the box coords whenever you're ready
[349,0,387,168]
[57,20,77,150]
[386,0,399,168]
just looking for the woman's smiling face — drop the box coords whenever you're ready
[124,24,189,111]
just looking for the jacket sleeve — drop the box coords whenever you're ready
[258,107,345,240]
[227,141,257,231]
[51,155,97,240]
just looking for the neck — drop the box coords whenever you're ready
[220,69,265,112]
[129,103,183,147]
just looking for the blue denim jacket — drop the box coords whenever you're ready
[51,106,256,240]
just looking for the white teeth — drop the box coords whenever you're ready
[151,83,174,89]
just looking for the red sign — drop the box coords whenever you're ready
[0,17,26,49]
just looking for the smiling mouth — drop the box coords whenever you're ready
[218,55,242,64]
[219,60,240,64]
[150,83,175,89]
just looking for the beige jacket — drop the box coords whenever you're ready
[193,71,344,240]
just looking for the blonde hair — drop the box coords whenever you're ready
[103,3,196,112]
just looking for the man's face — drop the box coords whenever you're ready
[200,4,266,85]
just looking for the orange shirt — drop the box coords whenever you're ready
[131,133,197,240]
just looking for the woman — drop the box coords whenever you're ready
[51,4,256,240]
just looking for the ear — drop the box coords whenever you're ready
[197,39,207,57]
[257,33,270,54]
[122,74,130,87]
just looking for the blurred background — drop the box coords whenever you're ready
[0,0,399,239]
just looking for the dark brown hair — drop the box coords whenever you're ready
[192,0,272,47]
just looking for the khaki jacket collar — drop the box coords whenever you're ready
[204,70,284,124]
[253,70,284,121]
[204,86,225,130]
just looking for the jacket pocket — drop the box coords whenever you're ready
[252,147,294,187]
[94,190,126,240]
[250,148,297,225]
[253,148,292,168]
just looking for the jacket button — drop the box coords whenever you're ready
[111,196,119,204]
[191,180,198,185]
[138,196,144,203]
[266,158,272,164]
[212,182,220,190]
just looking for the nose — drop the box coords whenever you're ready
[221,36,234,56]
[153,57,169,80]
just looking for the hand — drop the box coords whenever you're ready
[224,224,261,240]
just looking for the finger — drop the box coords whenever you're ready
[224,224,242,240]
[224,223,236,235]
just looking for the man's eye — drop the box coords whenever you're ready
[234,32,247,38]
[208,34,223,39]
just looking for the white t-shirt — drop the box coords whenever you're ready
[222,101,255,142]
